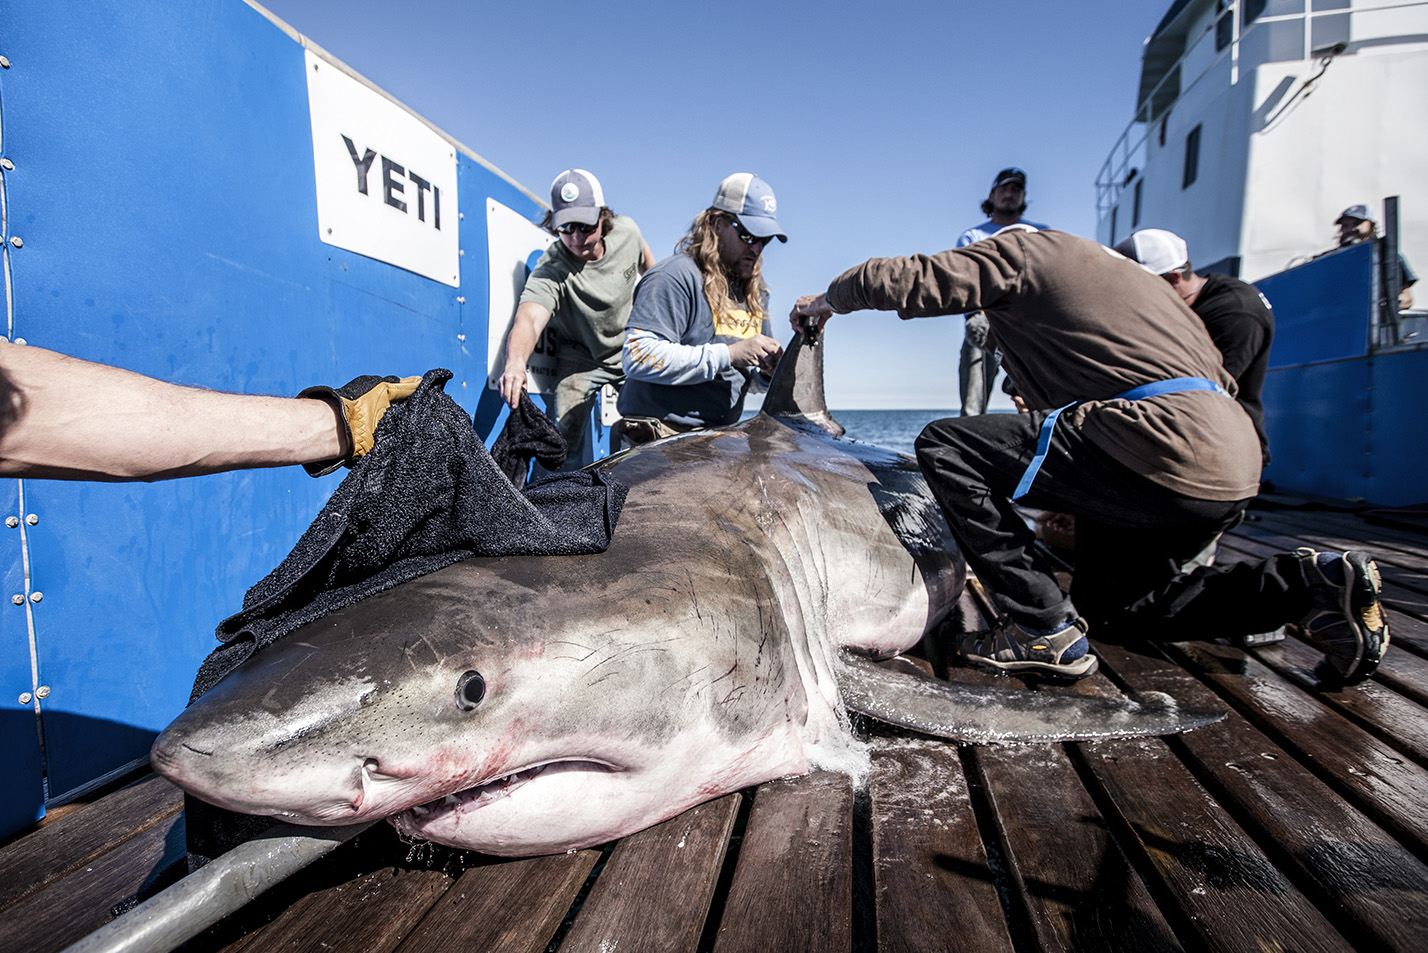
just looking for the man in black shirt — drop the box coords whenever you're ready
[1115,229,1275,465]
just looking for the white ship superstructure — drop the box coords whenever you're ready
[1097,0,1428,281]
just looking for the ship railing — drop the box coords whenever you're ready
[1256,196,1421,367]
[1096,0,1428,219]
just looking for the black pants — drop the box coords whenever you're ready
[914,412,1316,642]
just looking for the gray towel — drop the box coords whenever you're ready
[489,390,567,488]
[191,368,626,701]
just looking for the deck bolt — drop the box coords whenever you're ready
[0,57,10,69]
[9,236,22,248]
[18,692,30,704]
[0,159,12,171]
[456,296,466,304]
[11,594,23,605]
[36,685,49,698]
[26,514,37,525]
[29,591,41,603]
[458,249,465,257]
[13,338,25,345]
[457,334,466,342]
[5,517,17,528]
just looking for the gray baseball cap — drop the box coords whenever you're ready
[550,169,605,228]
[1335,204,1371,224]
[711,173,787,242]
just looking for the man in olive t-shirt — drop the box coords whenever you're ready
[500,169,654,469]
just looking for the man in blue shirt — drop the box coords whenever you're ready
[956,168,1048,415]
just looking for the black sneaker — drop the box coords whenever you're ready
[958,617,1099,680]
[1296,548,1389,684]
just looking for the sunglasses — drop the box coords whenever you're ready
[725,216,769,246]
[557,221,599,235]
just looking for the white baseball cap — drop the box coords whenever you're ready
[1114,228,1189,276]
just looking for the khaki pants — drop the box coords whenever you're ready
[613,415,701,448]
[549,365,622,470]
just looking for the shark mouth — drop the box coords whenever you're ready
[395,759,619,827]
[403,765,547,822]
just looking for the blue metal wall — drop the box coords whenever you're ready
[1257,241,1428,506]
[0,0,544,837]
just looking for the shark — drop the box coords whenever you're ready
[151,331,1221,857]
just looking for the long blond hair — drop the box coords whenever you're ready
[676,210,769,326]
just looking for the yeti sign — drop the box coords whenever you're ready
[305,50,460,286]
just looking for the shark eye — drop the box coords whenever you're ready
[455,670,486,710]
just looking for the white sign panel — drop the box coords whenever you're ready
[305,50,460,286]
[486,198,559,392]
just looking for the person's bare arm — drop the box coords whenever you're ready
[640,240,656,274]
[0,343,408,481]
[498,301,553,408]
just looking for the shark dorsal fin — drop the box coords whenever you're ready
[761,329,845,437]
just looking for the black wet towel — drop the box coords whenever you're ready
[489,390,567,488]
[189,368,626,702]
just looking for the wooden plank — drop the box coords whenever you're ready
[181,828,414,953]
[0,773,182,913]
[1251,635,1428,770]
[974,739,1183,952]
[1387,602,1428,634]
[1097,641,1428,953]
[1369,618,1428,705]
[1383,608,1428,661]
[1226,522,1428,614]
[395,850,600,953]
[232,865,450,953]
[561,795,739,953]
[1164,641,1428,858]
[1247,509,1428,565]
[870,736,1013,953]
[1076,731,1357,952]
[0,812,186,953]
[712,771,853,953]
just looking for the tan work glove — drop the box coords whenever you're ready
[299,375,421,476]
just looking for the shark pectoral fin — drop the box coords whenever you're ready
[836,654,1225,745]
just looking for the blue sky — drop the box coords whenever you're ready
[260,0,1169,409]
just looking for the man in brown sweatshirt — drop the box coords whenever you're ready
[791,228,1387,684]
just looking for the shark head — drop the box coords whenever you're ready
[152,539,811,856]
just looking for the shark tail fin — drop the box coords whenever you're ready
[837,654,1224,745]
[762,329,845,437]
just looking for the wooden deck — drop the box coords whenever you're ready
[3,500,1427,953]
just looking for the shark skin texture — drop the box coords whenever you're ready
[151,333,1221,857]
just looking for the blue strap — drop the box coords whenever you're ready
[1112,376,1229,401]
[1012,376,1228,501]
[1013,402,1075,500]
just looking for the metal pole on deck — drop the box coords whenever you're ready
[1381,195,1403,347]
[60,820,375,953]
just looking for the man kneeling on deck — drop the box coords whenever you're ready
[790,228,1388,684]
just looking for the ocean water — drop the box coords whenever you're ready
[740,407,1015,456]
[828,409,954,456]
